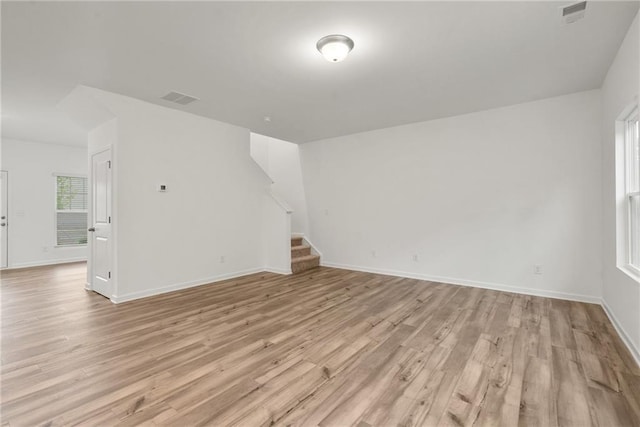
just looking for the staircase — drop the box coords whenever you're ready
[291,236,320,273]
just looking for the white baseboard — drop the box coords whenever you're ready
[3,257,87,270]
[51,256,640,369]
[320,261,601,304]
[264,267,292,275]
[601,299,640,367]
[321,261,640,367]
[110,267,265,304]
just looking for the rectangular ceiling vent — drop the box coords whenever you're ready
[560,1,587,24]
[161,91,199,105]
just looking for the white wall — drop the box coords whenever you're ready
[250,133,309,235]
[301,90,603,302]
[0,138,88,268]
[250,133,271,179]
[601,13,640,361]
[82,88,270,301]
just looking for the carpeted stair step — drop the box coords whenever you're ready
[291,245,311,258]
[291,254,320,274]
[291,236,303,247]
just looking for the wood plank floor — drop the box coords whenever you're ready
[1,263,639,426]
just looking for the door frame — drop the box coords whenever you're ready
[1,170,8,269]
[87,146,115,298]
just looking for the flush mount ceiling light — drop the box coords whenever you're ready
[316,34,354,62]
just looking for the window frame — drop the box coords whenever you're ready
[54,173,88,248]
[617,103,640,282]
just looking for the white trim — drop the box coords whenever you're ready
[270,191,293,214]
[109,267,265,304]
[264,267,292,275]
[615,102,640,283]
[319,262,640,367]
[617,95,640,122]
[292,234,323,258]
[619,264,640,284]
[88,146,114,298]
[54,244,88,248]
[1,170,8,269]
[320,261,601,304]
[601,298,640,367]
[52,172,87,178]
[97,257,640,368]
[3,257,87,270]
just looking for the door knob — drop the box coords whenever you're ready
[88,227,96,232]
[0,223,5,227]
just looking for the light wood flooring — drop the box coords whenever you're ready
[1,262,640,426]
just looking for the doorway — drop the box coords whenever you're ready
[89,149,112,297]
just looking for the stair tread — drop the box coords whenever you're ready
[291,245,310,250]
[291,254,320,263]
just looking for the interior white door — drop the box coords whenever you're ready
[90,150,112,297]
[1,171,8,269]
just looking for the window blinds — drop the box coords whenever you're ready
[56,176,88,246]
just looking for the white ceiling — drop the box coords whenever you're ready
[2,1,638,146]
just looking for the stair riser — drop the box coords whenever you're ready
[291,237,303,247]
[291,257,320,273]
[291,247,311,258]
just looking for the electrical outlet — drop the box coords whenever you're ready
[371,250,377,258]
[220,256,225,264]
[412,254,419,262]
[42,246,49,252]
[533,265,543,275]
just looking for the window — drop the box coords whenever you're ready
[55,175,88,246]
[621,106,640,275]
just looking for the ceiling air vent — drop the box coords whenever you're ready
[560,1,587,24]
[160,91,199,105]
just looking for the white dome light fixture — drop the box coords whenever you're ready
[316,34,354,63]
